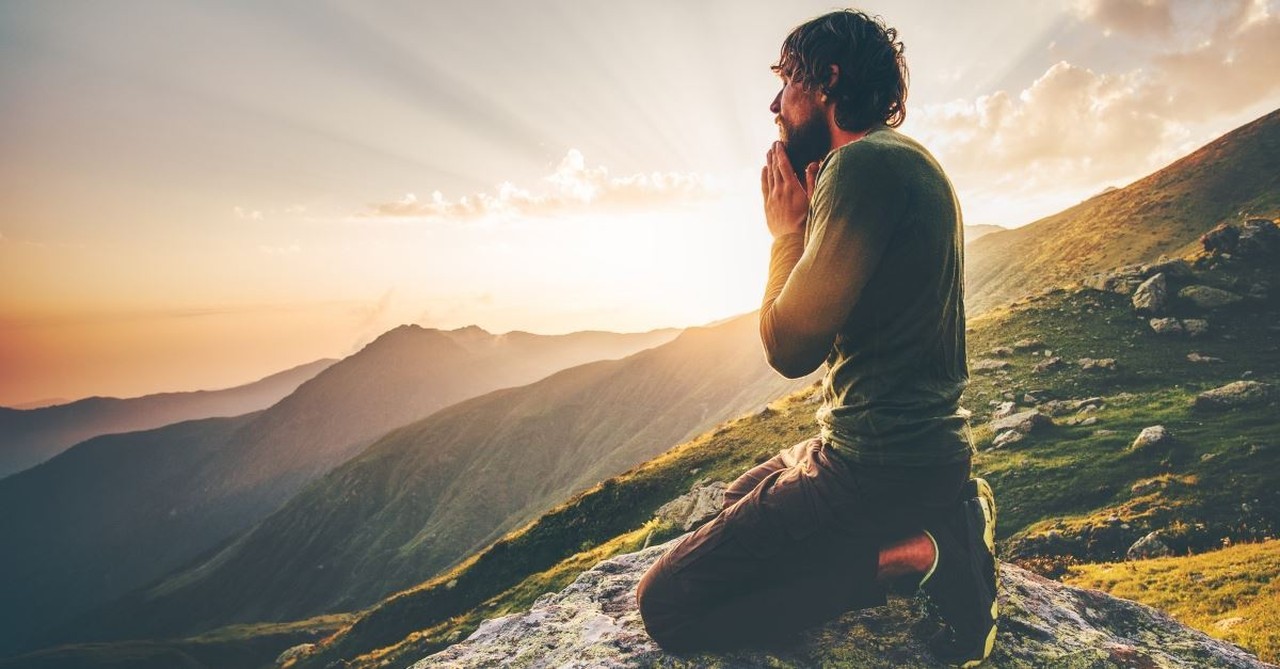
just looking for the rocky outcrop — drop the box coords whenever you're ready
[1131,425,1173,451]
[1132,273,1169,314]
[416,534,1271,668]
[1179,285,1244,309]
[1194,381,1272,411]
[653,479,727,532]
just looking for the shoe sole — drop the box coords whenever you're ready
[958,478,998,668]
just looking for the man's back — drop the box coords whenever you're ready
[803,123,973,467]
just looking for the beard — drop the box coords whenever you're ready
[779,112,831,182]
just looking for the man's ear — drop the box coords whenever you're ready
[825,64,839,92]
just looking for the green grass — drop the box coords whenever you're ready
[1064,539,1280,663]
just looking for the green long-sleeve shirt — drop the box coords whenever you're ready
[760,123,974,467]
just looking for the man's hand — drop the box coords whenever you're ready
[761,141,819,240]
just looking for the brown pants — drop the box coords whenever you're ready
[635,435,971,653]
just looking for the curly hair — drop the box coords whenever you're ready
[771,9,909,132]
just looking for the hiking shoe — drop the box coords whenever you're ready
[919,477,998,668]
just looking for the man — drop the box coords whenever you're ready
[635,9,998,667]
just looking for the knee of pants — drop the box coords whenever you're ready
[635,557,695,652]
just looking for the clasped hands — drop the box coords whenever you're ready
[761,141,819,240]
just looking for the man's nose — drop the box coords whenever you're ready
[769,89,781,114]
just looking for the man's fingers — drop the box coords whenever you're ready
[805,162,819,194]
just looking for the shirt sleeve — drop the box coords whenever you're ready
[759,145,907,378]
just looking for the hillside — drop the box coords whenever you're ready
[0,325,677,657]
[965,107,1280,315]
[0,358,336,479]
[39,314,819,649]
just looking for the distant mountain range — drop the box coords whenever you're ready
[965,107,1280,315]
[0,325,677,656]
[0,359,336,479]
[963,223,1005,244]
[49,313,821,646]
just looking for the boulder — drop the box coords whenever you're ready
[990,409,1052,434]
[1126,531,1173,560]
[989,346,1014,357]
[992,401,1017,419]
[1182,318,1210,338]
[1141,257,1193,279]
[1186,352,1223,364]
[1077,357,1117,371]
[275,643,315,666]
[653,479,727,532]
[991,429,1025,449]
[1200,222,1240,255]
[1131,425,1173,451]
[1193,381,1272,411]
[1132,273,1168,314]
[971,359,1012,372]
[1178,285,1244,309]
[1149,317,1183,335]
[1033,356,1065,373]
[1236,218,1280,257]
[417,534,1272,668]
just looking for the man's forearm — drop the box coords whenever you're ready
[759,231,816,378]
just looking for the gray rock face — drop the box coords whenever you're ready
[1237,218,1280,257]
[1183,318,1210,338]
[653,479,727,532]
[1149,317,1184,335]
[972,359,1012,372]
[990,410,1052,434]
[1194,381,1272,411]
[1132,273,1169,314]
[1127,531,1174,560]
[1131,425,1173,451]
[1179,285,1244,309]
[416,535,1271,668]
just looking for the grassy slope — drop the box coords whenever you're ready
[284,247,1278,668]
[964,107,1280,315]
[1064,539,1280,664]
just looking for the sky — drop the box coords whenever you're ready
[2,0,1278,406]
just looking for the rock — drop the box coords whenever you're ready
[990,409,1052,434]
[992,401,1017,419]
[1186,352,1224,364]
[1079,416,1099,426]
[1033,356,1064,373]
[1194,381,1272,411]
[972,359,1011,372]
[1131,425,1173,451]
[1132,273,1168,314]
[1236,218,1280,257]
[1077,357,1117,371]
[1178,285,1244,309]
[275,643,315,666]
[1214,616,1246,631]
[417,534,1272,668]
[1131,478,1164,495]
[1142,257,1193,279]
[1022,392,1039,404]
[989,346,1014,357]
[1200,222,1240,255]
[1148,317,1183,335]
[1182,318,1210,338]
[1013,338,1045,351]
[1127,531,1173,560]
[653,480,727,531]
[991,430,1025,449]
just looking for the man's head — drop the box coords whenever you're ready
[769,9,909,169]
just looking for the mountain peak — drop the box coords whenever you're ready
[418,534,1269,668]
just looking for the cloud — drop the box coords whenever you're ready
[1073,0,1173,37]
[915,0,1280,193]
[365,150,721,220]
[234,206,264,220]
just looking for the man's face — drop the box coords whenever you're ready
[770,71,830,176]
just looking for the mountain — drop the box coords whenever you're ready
[0,358,336,479]
[964,107,1280,315]
[962,223,1005,244]
[13,218,1279,669]
[0,324,678,657]
[53,313,821,647]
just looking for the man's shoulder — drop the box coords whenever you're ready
[822,125,947,188]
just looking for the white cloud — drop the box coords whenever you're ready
[1073,0,1173,37]
[234,206,264,220]
[365,150,721,220]
[915,0,1280,200]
